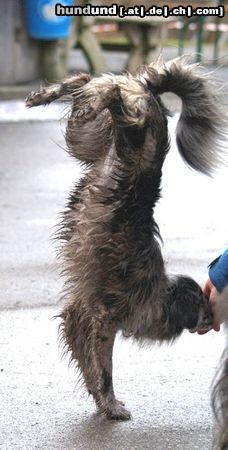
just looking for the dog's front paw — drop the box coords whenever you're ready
[100,400,131,421]
[189,294,213,333]
[106,403,131,421]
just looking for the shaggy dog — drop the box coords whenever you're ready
[26,57,226,420]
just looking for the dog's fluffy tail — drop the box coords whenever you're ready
[145,57,227,175]
[212,287,228,450]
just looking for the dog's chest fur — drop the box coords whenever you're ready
[62,140,166,332]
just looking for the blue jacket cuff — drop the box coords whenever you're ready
[209,249,228,293]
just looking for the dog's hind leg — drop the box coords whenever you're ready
[25,73,91,107]
[60,304,131,420]
[26,73,113,164]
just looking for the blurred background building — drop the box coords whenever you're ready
[0,0,227,91]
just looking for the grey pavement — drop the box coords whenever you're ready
[0,307,226,450]
[0,96,228,448]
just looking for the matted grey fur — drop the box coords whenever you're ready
[26,56,227,420]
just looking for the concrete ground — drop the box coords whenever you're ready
[0,49,228,449]
[0,307,226,450]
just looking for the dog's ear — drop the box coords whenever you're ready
[137,56,227,175]
[25,73,91,107]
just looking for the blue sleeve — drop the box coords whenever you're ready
[209,249,228,293]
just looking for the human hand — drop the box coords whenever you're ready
[197,278,221,335]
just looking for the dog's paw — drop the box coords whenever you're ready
[26,74,91,108]
[26,89,47,107]
[103,401,131,421]
[189,297,214,333]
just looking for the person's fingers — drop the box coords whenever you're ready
[213,323,220,332]
[196,323,220,334]
[209,286,223,327]
[210,286,220,305]
[197,329,210,335]
[202,278,213,297]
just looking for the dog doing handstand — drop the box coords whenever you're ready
[26,57,227,420]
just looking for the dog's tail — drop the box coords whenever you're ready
[142,56,227,175]
[212,287,228,450]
